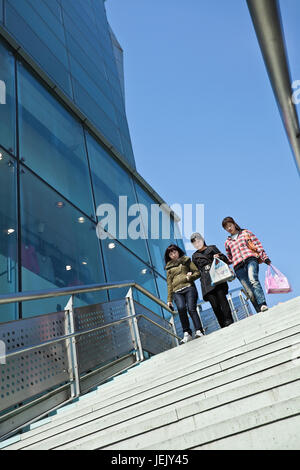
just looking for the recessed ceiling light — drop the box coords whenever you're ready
[65,265,72,271]
[7,228,15,235]
[78,217,85,224]
[56,201,65,208]
[108,242,116,250]
[141,268,147,275]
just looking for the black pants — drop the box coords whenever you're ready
[205,286,234,328]
[173,286,203,336]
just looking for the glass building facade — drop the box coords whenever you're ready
[0,0,183,322]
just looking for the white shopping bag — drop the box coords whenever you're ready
[210,258,235,286]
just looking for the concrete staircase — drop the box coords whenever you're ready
[2,296,300,450]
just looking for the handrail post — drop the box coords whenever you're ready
[239,291,252,317]
[169,315,179,346]
[196,304,205,335]
[126,288,144,362]
[227,293,239,322]
[65,295,80,398]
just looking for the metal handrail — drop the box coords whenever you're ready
[0,279,245,320]
[0,285,181,440]
[0,313,181,362]
[0,280,174,314]
[247,0,300,175]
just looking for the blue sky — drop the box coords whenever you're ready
[106,0,300,308]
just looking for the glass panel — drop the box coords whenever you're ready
[26,0,65,44]
[61,2,104,63]
[0,0,3,23]
[69,55,117,124]
[72,77,124,156]
[18,63,95,217]
[86,133,150,263]
[65,30,108,91]
[11,0,68,65]
[0,150,18,322]
[134,183,178,277]
[0,39,16,154]
[5,0,72,96]
[20,167,107,318]
[101,239,162,316]
[42,0,62,22]
[155,274,170,321]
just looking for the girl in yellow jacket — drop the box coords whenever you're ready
[165,244,204,343]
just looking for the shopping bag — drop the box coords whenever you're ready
[265,265,292,294]
[210,258,235,286]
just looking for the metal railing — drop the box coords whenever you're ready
[172,287,252,338]
[247,0,300,175]
[0,281,179,440]
[0,280,252,441]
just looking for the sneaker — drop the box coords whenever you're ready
[195,330,204,338]
[180,332,193,343]
[260,305,268,312]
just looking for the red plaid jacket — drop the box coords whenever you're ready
[225,229,269,268]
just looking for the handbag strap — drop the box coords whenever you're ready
[269,264,283,276]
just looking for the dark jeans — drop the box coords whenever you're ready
[235,259,267,313]
[205,285,234,328]
[173,286,203,336]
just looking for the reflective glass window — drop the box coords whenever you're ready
[18,63,95,216]
[42,0,62,22]
[5,1,72,96]
[101,239,161,315]
[0,150,18,322]
[20,167,107,318]
[86,133,150,263]
[0,39,16,154]
[69,55,117,124]
[26,0,65,44]
[134,183,178,277]
[8,0,68,66]
[155,274,170,320]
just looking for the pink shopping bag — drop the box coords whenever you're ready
[265,265,292,294]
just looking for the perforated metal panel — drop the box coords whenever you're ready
[134,301,177,355]
[0,311,70,414]
[74,299,134,374]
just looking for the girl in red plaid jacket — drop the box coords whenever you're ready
[222,217,271,313]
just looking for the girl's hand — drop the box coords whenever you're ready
[186,272,192,280]
[214,254,220,259]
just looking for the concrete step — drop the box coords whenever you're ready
[105,309,300,376]
[47,322,300,409]
[53,374,300,450]
[8,361,300,450]
[65,315,300,406]
[141,395,300,451]
[197,414,300,450]
[7,319,300,448]
[6,345,300,450]
[3,296,300,450]
[102,384,300,451]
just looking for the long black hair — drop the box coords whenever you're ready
[222,216,243,232]
[164,244,185,265]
